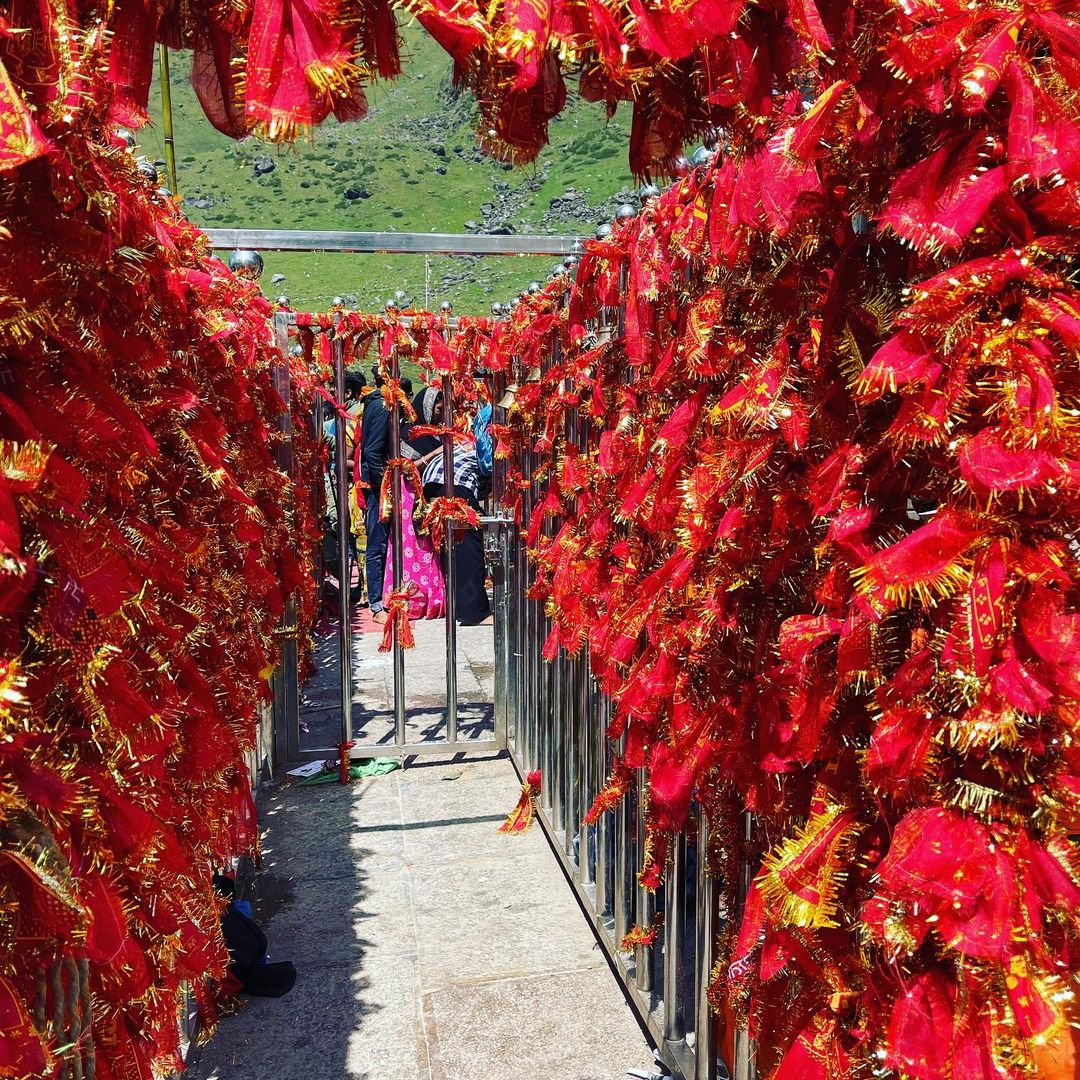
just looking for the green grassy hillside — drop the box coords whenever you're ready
[141,24,637,315]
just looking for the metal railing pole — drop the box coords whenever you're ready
[491,368,513,750]
[561,643,570,838]
[536,436,553,814]
[575,374,594,884]
[441,365,458,744]
[535,442,546,787]
[332,333,354,747]
[518,534,528,767]
[271,314,299,769]
[577,653,594,884]
[695,815,718,1080]
[493,518,511,750]
[532,450,542,781]
[562,370,579,861]
[664,831,687,1043]
[634,771,655,994]
[594,689,611,916]
[613,738,634,945]
[388,339,406,746]
[562,648,575,855]
[516,367,527,768]
[158,44,179,195]
[537,600,548,812]
[521,422,535,774]
[519,434,529,762]
[612,270,652,968]
[542,584,555,813]
[310,364,327,595]
[205,228,584,258]
[733,811,758,1080]
[545,340,565,833]
[612,277,634,947]
[591,310,612,915]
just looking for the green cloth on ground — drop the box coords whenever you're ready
[297,758,401,785]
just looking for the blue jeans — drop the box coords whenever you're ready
[364,479,388,612]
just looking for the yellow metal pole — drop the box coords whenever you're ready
[158,43,178,195]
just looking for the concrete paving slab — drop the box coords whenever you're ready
[194,960,429,1080]
[191,758,655,1080]
[409,853,607,987]
[262,862,417,965]
[397,779,538,865]
[259,796,406,880]
[426,969,653,1080]
[300,608,498,753]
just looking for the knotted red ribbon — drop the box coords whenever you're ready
[381,378,417,420]
[620,911,665,952]
[336,311,383,336]
[244,0,370,140]
[294,311,336,330]
[583,756,633,824]
[314,386,356,426]
[338,740,355,784]
[422,496,480,550]
[407,424,476,444]
[378,589,416,653]
[499,770,542,833]
[378,458,425,520]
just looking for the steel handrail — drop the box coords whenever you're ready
[206,228,584,257]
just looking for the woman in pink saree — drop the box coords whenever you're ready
[383,387,446,619]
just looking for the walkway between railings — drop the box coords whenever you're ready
[190,618,655,1080]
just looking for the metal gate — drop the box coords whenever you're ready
[235,228,580,767]
[273,306,512,762]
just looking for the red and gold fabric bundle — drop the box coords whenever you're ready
[401,0,785,171]
[298,305,495,525]
[0,14,318,1079]
[50,0,757,171]
[0,0,857,177]
[51,0,400,142]
[489,0,1080,1074]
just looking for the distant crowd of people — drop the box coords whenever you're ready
[324,369,493,627]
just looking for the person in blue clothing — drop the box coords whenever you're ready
[323,370,366,449]
[472,401,493,501]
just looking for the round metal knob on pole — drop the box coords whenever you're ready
[228,249,264,281]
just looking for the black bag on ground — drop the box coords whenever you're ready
[234,956,296,998]
[221,904,267,970]
[218,888,297,999]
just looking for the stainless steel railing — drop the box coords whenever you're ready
[491,304,757,1080]
[266,298,757,1077]
[254,231,588,769]
[271,310,506,763]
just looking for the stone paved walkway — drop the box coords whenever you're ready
[189,607,655,1080]
[298,608,497,753]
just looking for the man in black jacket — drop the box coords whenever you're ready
[360,373,390,621]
